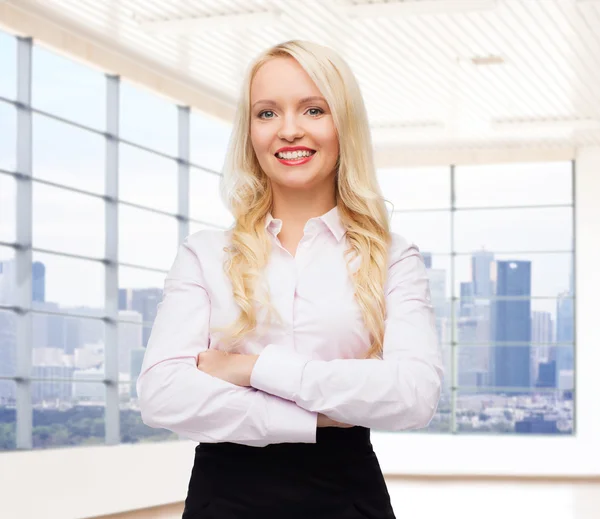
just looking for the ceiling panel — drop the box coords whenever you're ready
[4,0,600,150]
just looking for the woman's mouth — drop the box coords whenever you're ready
[275,150,316,166]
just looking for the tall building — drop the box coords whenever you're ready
[422,253,450,395]
[0,259,46,303]
[119,287,163,347]
[459,281,474,318]
[455,251,496,390]
[471,250,495,298]
[555,292,574,385]
[31,262,46,303]
[491,260,532,390]
[553,255,574,388]
[421,252,432,269]
[531,311,554,386]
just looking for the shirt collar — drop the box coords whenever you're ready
[265,205,347,242]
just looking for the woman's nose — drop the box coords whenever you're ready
[277,116,304,141]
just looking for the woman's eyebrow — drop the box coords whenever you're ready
[252,96,327,109]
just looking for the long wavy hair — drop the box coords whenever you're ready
[211,40,391,360]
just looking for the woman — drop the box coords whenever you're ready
[137,39,443,518]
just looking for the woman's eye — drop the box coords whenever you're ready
[258,110,275,119]
[307,108,324,116]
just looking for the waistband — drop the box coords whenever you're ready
[196,426,373,460]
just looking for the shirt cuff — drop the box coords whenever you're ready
[266,395,318,444]
[250,343,312,401]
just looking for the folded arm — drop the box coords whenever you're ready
[136,235,318,447]
[249,238,444,432]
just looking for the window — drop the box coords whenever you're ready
[379,162,575,434]
[0,28,576,453]
[0,33,231,451]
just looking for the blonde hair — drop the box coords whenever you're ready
[212,40,391,360]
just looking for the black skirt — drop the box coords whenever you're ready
[182,426,396,519]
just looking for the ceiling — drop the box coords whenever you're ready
[3,0,600,152]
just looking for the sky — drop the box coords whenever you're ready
[0,30,574,320]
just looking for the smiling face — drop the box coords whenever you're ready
[249,56,339,194]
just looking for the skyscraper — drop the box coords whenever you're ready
[471,250,495,298]
[119,287,163,347]
[491,260,532,390]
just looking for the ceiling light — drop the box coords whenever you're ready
[371,121,447,141]
[134,11,281,34]
[491,118,600,131]
[341,0,498,18]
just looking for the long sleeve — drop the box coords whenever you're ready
[136,236,318,447]
[249,238,444,432]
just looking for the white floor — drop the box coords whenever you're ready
[385,479,599,519]
[98,479,600,519]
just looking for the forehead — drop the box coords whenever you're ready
[250,57,322,101]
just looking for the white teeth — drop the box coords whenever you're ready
[276,150,314,160]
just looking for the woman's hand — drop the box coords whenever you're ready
[197,351,353,428]
[317,413,354,428]
[196,349,259,387]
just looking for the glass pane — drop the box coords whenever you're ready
[377,167,450,211]
[0,309,17,378]
[32,314,104,374]
[390,210,451,253]
[454,252,574,299]
[31,252,105,316]
[32,45,106,130]
[0,175,16,243]
[424,253,452,355]
[33,183,105,258]
[119,267,165,374]
[0,101,16,171]
[116,322,142,381]
[454,207,573,253]
[32,113,105,194]
[454,298,574,345]
[119,80,177,156]
[119,265,164,328]
[455,162,572,208]
[32,381,106,449]
[455,388,573,435]
[457,344,574,390]
[190,110,232,172]
[424,253,451,300]
[0,380,16,451]
[120,383,178,444]
[0,31,16,100]
[0,247,16,305]
[189,168,233,227]
[119,143,177,212]
[119,204,178,270]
